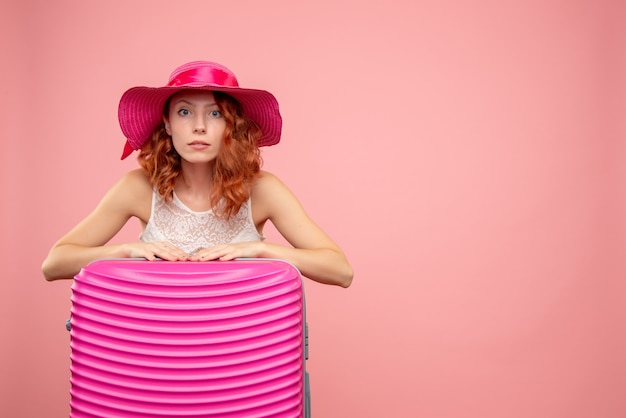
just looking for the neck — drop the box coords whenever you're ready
[176,161,215,196]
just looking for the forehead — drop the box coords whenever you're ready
[169,89,216,103]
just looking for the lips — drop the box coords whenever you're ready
[188,140,210,150]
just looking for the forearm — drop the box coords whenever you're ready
[41,243,129,281]
[258,242,353,288]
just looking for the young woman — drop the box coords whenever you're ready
[42,61,353,287]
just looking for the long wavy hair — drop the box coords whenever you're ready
[137,91,263,219]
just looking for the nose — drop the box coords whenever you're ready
[193,115,206,134]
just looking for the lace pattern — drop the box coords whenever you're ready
[140,190,263,255]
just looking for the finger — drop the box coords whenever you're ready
[192,249,224,261]
[215,247,238,261]
[152,243,169,259]
[158,243,189,260]
[219,252,238,261]
[194,252,218,261]
[152,247,175,261]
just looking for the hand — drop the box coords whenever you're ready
[189,241,264,261]
[124,241,189,261]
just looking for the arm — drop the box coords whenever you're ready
[41,169,188,281]
[194,171,354,287]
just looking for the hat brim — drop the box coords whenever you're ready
[118,84,281,159]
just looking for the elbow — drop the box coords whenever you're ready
[337,265,354,288]
[328,250,353,288]
[41,258,56,281]
[41,256,65,281]
[308,264,353,288]
[339,278,353,288]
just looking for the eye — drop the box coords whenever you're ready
[209,110,222,118]
[177,108,190,116]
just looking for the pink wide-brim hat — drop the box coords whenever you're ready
[118,61,282,159]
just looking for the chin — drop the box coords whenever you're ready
[182,154,218,165]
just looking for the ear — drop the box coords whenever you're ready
[163,116,171,135]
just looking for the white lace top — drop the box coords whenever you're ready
[140,189,264,255]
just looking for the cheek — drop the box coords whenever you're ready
[166,117,184,136]
[170,138,185,155]
[211,120,227,137]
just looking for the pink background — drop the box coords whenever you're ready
[2,0,625,417]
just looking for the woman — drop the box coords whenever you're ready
[41,61,353,287]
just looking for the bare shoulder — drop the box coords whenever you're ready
[51,169,153,249]
[251,170,343,256]
[251,171,298,206]
[113,169,152,196]
[103,168,153,220]
[251,170,305,221]
[252,170,285,190]
[120,168,152,190]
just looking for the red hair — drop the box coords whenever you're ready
[137,91,262,219]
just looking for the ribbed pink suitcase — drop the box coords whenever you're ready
[69,258,310,418]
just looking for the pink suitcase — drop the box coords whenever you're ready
[69,258,310,417]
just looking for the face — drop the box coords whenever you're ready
[163,90,226,165]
